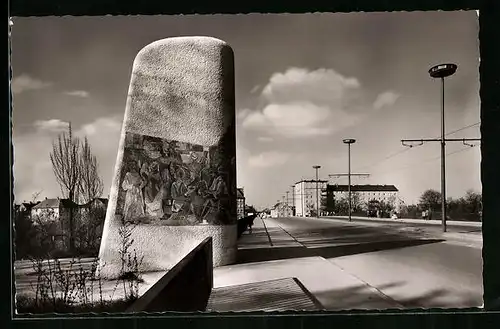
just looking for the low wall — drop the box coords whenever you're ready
[126,237,213,312]
[98,222,236,279]
[237,215,257,238]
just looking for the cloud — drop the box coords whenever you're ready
[33,119,69,133]
[236,108,252,120]
[79,116,122,137]
[262,67,360,105]
[373,91,400,110]
[250,85,261,94]
[241,67,366,138]
[13,115,123,203]
[242,101,359,138]
[64,90,90,98]
[257,136,274,142]
[248,151,291,168]
[11,74,52,94]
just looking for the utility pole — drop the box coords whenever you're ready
[342,139,356,221]
[291,185,295,216]
[313,165,321,218]
[401,63,480,232]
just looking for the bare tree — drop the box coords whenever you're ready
[31,190,43,203]
[78,137,103,204]
[50,122,80,252]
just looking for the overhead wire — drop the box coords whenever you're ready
[354,121,480,173]
[373,145,479,177]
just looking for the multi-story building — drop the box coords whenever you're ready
[270,202,293,218]
[326,184,403,212]
[293,179,328,217]
[236,188,246,220]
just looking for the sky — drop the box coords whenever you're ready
[11,11,481,209]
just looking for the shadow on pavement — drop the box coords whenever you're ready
[237,238,445,265]
[313,282,481,310]
[314,281,406,310]
[207,279,480,311]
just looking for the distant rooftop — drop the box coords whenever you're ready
[327,184,399,192]
[33,197,108,209]
[294,179,329,185]
[32,198,79,209]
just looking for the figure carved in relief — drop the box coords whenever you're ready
[171,167,189,214]
[121,159,146,222]
[141,138,165,218]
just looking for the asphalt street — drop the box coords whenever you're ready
[13,215,483,310]
[268,216,483,309]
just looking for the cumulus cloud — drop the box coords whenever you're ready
[257,136,274,142]
[250,85,261,94]
[262,67,360,105]
[79,116,122,137]
[239,67,400,139]
[373,91,400,110]
[13,115,123,203]
[236,108,252,120]
[248,151,290,168]
[11,74,52,94]
[64,90,90,98]
[33,119,69,133]
[240,67,366,138]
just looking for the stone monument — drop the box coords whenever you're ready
[98,37,237,278]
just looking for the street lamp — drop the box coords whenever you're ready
[343,139,356,221]
[312,165,321,218]
[429,63,457,233]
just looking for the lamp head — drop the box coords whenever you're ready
[429,63,457,79]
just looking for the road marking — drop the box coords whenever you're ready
[276,225,307,248]
[261,218,274,247]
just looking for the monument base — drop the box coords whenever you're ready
[98,223,237,279]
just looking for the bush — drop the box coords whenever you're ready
[16,294,133,314]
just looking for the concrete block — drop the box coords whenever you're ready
[98,37,237,279]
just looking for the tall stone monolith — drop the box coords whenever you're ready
[98,37,237,278]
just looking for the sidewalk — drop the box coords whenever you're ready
[324,215,481,228]
[214,217,404,310]
[213,256,403,310]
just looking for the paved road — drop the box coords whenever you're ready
[267,216,483,309]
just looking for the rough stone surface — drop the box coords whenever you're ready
[98,37,237,279]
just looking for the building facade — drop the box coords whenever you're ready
[294,180,328,217]
[31,198,79,223]
[326,184,403,212]
[236,188,246,220]
[270,202,293,218]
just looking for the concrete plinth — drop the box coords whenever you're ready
[98,37,237,279]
